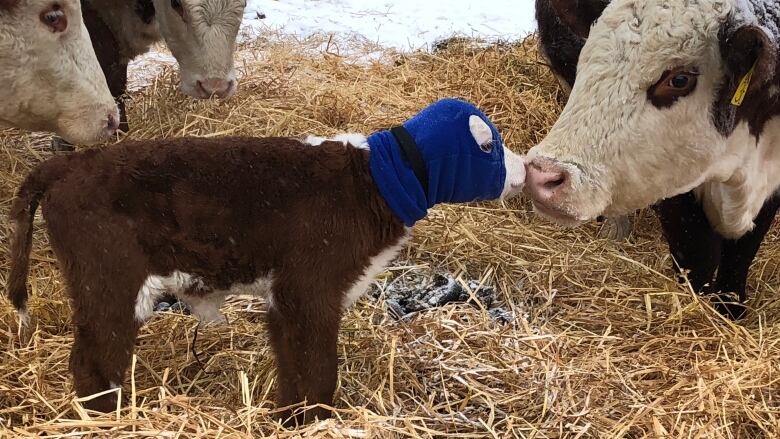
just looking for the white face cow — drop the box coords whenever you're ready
[153,0,246,99]
[0,0,119,144]
[525,0,780,238]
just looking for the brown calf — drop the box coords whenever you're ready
[7,99,526,424]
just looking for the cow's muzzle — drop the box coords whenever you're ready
[523,157,582,225]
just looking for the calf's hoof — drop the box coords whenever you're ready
[278,405,332,427]
[78,390,123,413]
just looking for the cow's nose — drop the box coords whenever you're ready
[197,78,235,99]
[524,161,570,202]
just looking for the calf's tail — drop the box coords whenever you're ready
[7,156,69,321]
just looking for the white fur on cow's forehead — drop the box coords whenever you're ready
[186,0,247,21]
[581,0,731,84]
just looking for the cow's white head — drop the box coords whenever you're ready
[153,0,246,99]
[0,0,119,144]
[525,0,777,228]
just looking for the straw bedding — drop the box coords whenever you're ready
[1,31,780,438]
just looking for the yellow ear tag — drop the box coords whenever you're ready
[731,63,756,106]
[374,270,393,280]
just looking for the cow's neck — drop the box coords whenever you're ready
[696,1,780,238]
[87,0,162,62]
[698,116,780,238]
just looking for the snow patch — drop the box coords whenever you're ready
[243,0,537,51]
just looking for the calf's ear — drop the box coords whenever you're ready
[548,0,610,38]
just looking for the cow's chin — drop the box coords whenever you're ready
[531,201,587,227]
[56,106,119,146]
[179,69,238,100]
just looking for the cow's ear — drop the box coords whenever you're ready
[0,0,19,11]
[712,23,778,136]
[721,24,777,100]
[548,0,610,38]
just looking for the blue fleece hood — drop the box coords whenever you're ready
[368,98,507,226]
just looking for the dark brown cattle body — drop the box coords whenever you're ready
[8,137,406,423]
[81,0,157,136]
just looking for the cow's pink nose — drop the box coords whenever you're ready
[524,162,570,203]
[197,78,235,98]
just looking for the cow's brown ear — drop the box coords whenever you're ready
[712,23,778,136]
[548,0,610,38]
[0,0,19,11]
[721,24,777,98]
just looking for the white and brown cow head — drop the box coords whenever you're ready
[0,0,118,144]
[153,0,246,99]
[525,0,779,237]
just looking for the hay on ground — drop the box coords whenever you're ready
[1,31,780,438]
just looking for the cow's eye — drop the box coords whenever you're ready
[171,0,185,18]
[670,74,690,89]
[40,4,67,33]
[648,67,699,108]
[480,140,495,153]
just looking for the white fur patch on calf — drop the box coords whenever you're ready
[137,271,276,323]
[342,231,411,310]
[304,135,327,146]
[135,271,195,322]
[331,133,369,149]
[304,133,368,149]
[468,115,493,147]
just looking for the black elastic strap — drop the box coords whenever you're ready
[390,126,429,198]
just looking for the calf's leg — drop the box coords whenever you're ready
[266,287,341,425]
[70,312,140,412]
[66,268,143,411]
[46,209,145,411]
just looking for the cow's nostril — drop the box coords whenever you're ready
[197,78,232,98]
[196,80,209,96]
[544,175,566,190]
[524,161,571,201]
